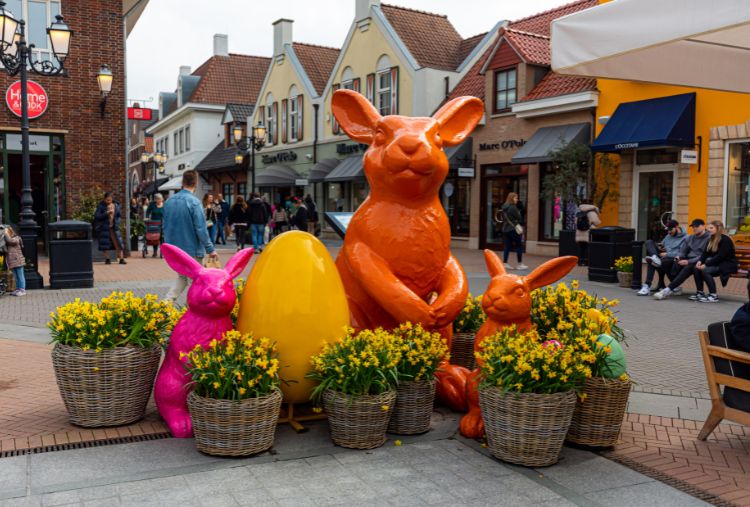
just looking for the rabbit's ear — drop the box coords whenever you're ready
[433,96,484,147]
[525,256,578,291]
[161,244,202,280]
[332,89,381,144]
[225,247,254,279]
[484,249,506,278]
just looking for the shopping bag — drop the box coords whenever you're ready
[203,256,222,269]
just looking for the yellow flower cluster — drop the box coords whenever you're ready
[230,278,246,324]
[393,322,449,382]
[476,325,590,394]
[307,327,402,402]
[183,330,280,400]
[614,256,633,273]
[453,294,486,334]
[48,292,182,350]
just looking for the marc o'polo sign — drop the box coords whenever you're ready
[479,139,526,151]
[6,80,49,119]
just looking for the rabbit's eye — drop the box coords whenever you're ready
[513,286,525,297]
[374,129,386,145]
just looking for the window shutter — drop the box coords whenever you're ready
[281,99,288,144]
[390,67,399,115]
[332,83,340,135]
[366,73,375,104]
[272,102,279,145]
[352,78,361,93]
[258,106,265,132]
[297,95,304,140]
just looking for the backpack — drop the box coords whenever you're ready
[576,210,591,231]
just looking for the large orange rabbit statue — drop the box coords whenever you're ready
[331,89,483,341]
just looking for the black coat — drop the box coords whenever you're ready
[293,205,308,229]
[731,303,750,353]
[228,204,248,225]
[701,234,738,286]
[94,201,123,251]
[247,199,268,225]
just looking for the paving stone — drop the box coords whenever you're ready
[584,480,710,506]
[40,491,81,507]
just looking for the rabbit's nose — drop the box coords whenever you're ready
[398,137,421,155]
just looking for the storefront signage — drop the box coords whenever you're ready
[336,142,368,154]
[6,80,48,119]
[295,179,308,186]
[5,133,50,152]
[680,149,698,164]
[261,151,298,164]
[615,142,639,149]
[479,139,526,151]
[127,107,153,120]
[458,167,475,178]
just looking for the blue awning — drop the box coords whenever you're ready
[591,92,696,152]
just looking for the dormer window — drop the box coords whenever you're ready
[494,68,517,113]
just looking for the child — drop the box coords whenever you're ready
[4,226,25,296]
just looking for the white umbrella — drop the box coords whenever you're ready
[551,0,750,93]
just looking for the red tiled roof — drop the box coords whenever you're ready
[189,54,271,105]
[504,28,550,66]
[380,4,482,71]
[292,42,340,95]
[509,0,598,36]
[521,73,597,102]
[446,34,499,102]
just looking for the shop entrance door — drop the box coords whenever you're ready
[634,165,676,242]
[480,165,528,250]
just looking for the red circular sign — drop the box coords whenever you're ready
[5,80,49,119]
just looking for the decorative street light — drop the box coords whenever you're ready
[233,121,266,193]
[96,64,113,118]
[0,1,73,290]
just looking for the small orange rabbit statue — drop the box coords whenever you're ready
[331,89,483,342]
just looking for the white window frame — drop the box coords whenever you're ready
[4,0,61,63]
[289,94,298,142]
[376,70,391,117]
[494,68,518,112]
[723,138,750,227]
[178,129,184,154]
[185,125,190,151]
[266,105,275,146]
[173,132,178,156]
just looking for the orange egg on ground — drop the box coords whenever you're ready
[237,231,350,404]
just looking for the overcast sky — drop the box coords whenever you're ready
[126,0,569,105]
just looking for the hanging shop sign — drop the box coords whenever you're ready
[127,107,153,120]
[5,133,50,152]
[680,149,698,165]
[295,179,309,186]
[262,151,298,164]
[458,167,475,178]
[6,80,48,119]
[478,139,526,151]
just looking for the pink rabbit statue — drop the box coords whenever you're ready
[154,244,254,438]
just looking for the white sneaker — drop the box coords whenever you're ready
[637,284,651,296]
[516,264,529,270]
[654,288,672,300]
[504,263,515,270]
[650,255,662,267]
[688,291,705,301]
[672,287,683,296]
[699,293,719,303]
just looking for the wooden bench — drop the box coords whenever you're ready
[698,322,750,440]
[731,237,750,279]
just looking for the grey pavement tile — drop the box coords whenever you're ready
[277,498,316,507]
[197,493,238,507]
[584,481,710,506]
[229,487,273,505]
[0,498,42,507]
[40,491,81,507]
[0,456,28,498]
[119,476,189,496]
[75,486,119,502]
[267,485,306,501]
[81,498,119,507]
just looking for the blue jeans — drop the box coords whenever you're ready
[12,266,25,290]
[251,224,265,250]
[207,225,215,244]
[215,219,226,244]
[502,230,523,263]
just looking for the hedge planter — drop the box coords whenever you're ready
[479,388,577,467]
[323,390,396,449]
[51,343,161,427]
[388,379,435,435]
[566,377,631,448]
[188,389,282,457]
[617,271,633,288]
[451,332,476,370]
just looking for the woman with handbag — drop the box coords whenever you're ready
[203,193,218,245]
[228,196,249,251]
[501,192,527,270]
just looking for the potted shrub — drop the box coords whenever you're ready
[388,322,448,435]
[185,330,282,456]
[130,216,145,252]
[452,294,485,370]
[308,327,401,449]
[49,292,181,427]
[476,326,586,467]
[614,256,633,287]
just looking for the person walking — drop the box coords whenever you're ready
[202,193,218,245]
[94,192,126,265]
[228,196,249,251]
[146,193,165,258]
[162,170,218,301]
[637,219,686,295]
[215,193,229,245]
[500,192,527,270]
[304,194,318,235]
[272,204,288,236]
[575,201,601,267]
[247,193,268,252]
[4,226,25,296]
[694,220,738,303]
[292,197,309,232]
[654,218,710,300]
[129,197,140,221]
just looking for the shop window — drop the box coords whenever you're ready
[441,170,471,237]
[494,68,517,112]
[222,183,234,206]
[539,163,565,241]
[726,142,750,233]
[185,125,191,151]
[327,182,346,212]
[237,182,247,200]
[352,180,369,211]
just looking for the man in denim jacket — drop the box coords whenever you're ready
[162,170,217,301]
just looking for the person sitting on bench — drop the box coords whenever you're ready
[654,218,709,300]
[693,220,737,303]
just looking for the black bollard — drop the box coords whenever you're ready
[631,240,644,289]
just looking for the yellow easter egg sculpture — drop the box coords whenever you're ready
[237,231,350,404]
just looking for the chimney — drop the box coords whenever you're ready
[213,34,229,57]
[179,65,191,76]
[273,19,293,57]
[356,0,380,22]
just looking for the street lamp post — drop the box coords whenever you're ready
[233,122,266,194]
[142,152,166,197]
[0,1,72,289]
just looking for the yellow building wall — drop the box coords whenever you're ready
[251,55,312,146]
[322,24,413,138]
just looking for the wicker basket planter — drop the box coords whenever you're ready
[323,389,396,449]
[617,271,633,288]
[451,332,476,370]
[188,389,282,457]
[51,343,161,427]
[566,377,631,448]
[479,387,577,467]
[388,379,435,435]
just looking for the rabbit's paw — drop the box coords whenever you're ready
[435,363,469,412]
[167,414,193,438]
[459,408,484,439]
